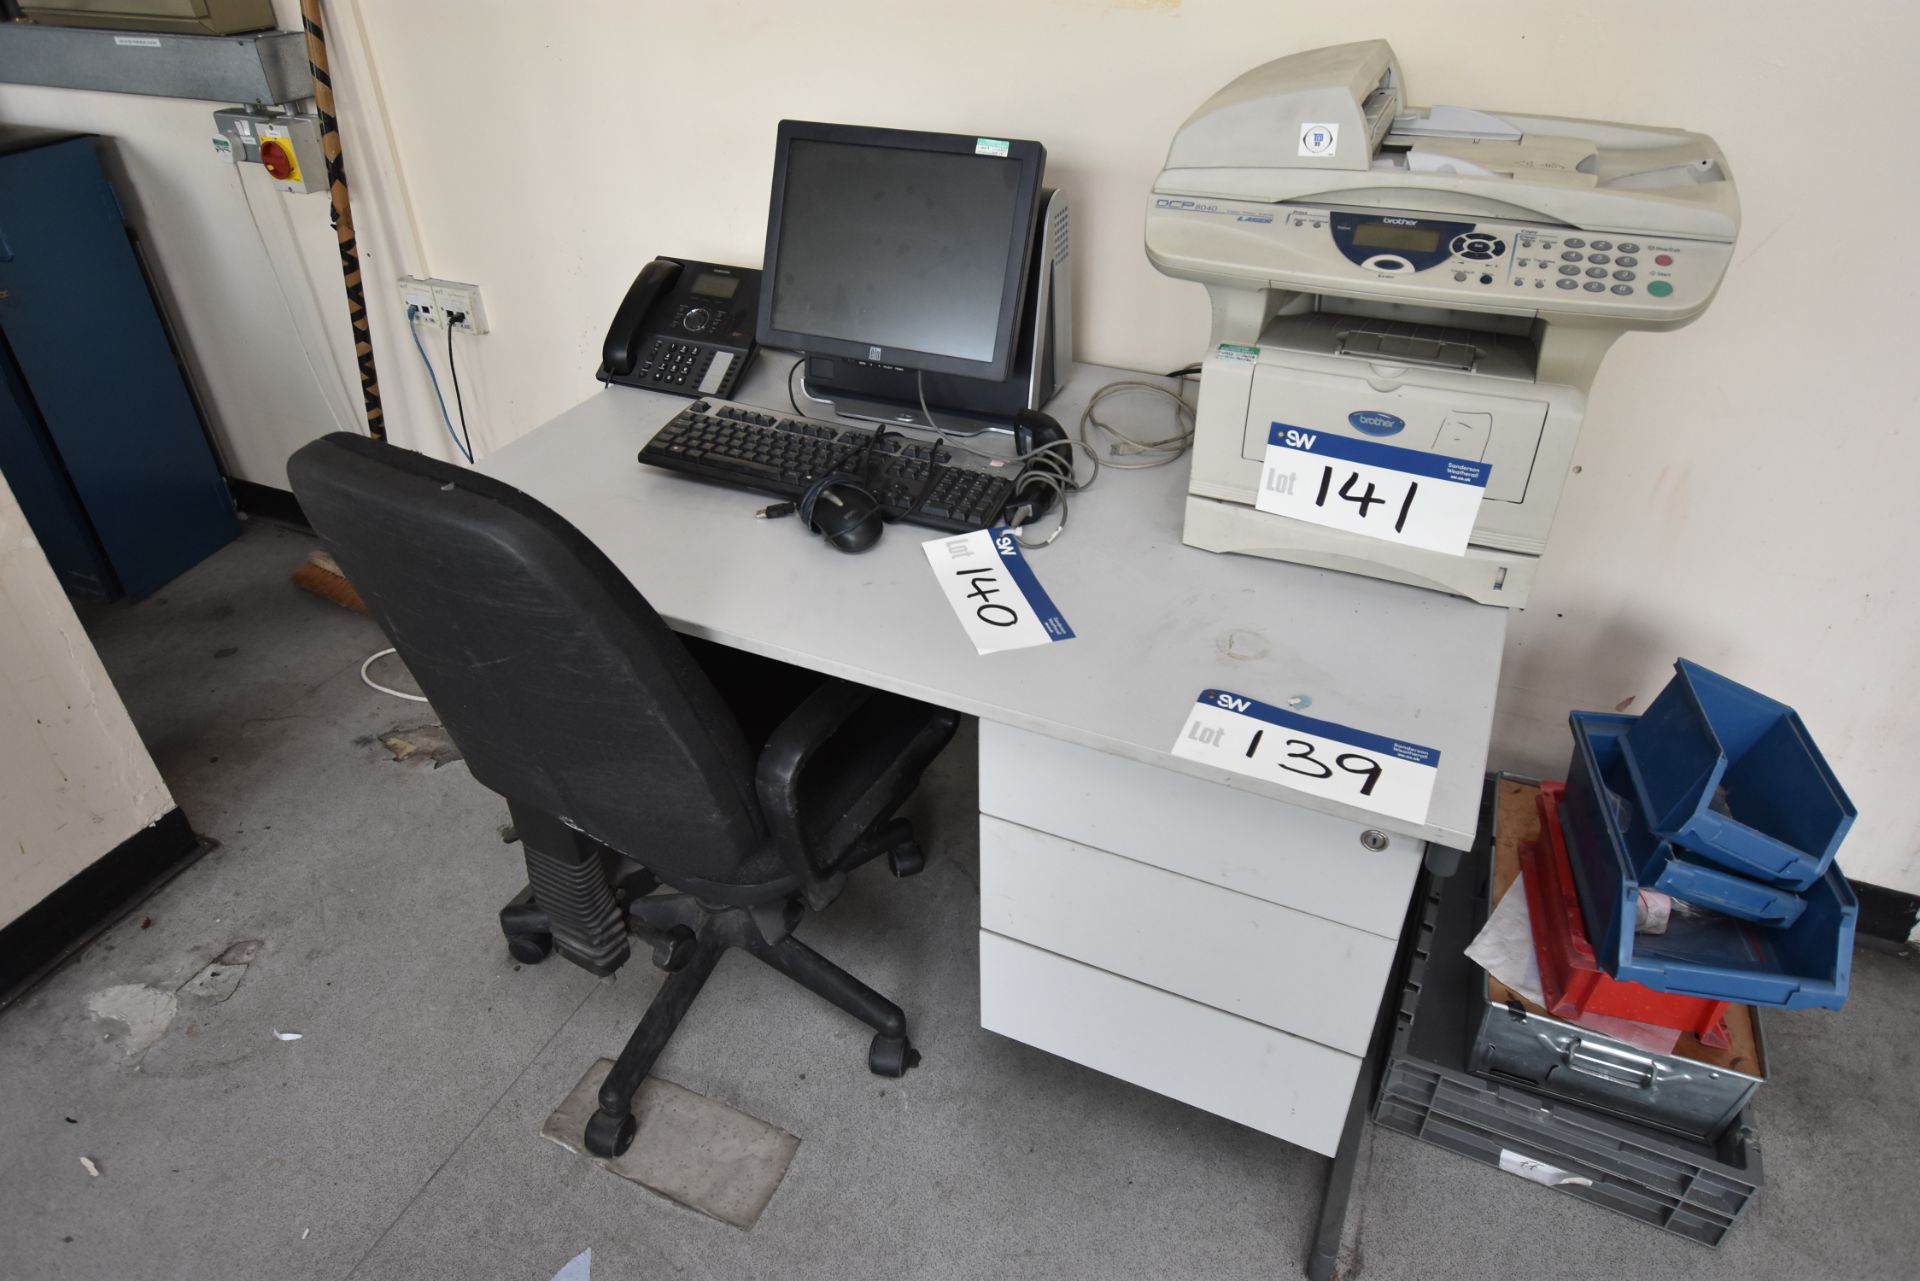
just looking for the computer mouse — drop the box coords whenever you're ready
[804,479,885,553]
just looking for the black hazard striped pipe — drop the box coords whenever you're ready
[300,0,383,440]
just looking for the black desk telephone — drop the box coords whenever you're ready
[598,257,761,398]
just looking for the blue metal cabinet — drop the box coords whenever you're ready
[0,135,237,599]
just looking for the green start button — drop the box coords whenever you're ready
[1648,280,1674,298]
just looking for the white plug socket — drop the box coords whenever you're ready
[399,277,441,329]
[429,280,487,334]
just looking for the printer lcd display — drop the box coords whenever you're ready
[1351,223,1443,253]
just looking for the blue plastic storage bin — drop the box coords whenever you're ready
[1567,715,1807,927]
[1564,711,1855,1011]
[1652,850,1807,928]
[1621,659,1854,891]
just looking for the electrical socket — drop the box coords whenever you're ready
[399,277,442,329]
[429,279,487,334]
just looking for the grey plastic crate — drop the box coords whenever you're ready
[1373,846,1763,1248]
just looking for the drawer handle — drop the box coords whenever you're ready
[1562,1037,1656,1089]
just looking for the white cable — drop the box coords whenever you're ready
[360,648,429,702]
[995,372,1198,548]
[232,165,356,435]
[1076,378,1196,469]
[915,369,993,437]
[261,166,362,416]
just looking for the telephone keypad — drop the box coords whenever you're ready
[640,339,711,387]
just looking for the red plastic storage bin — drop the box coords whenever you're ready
[1522,782,1732,1049]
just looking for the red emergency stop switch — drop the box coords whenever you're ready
[261,138,294,181]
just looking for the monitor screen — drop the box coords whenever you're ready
[758,123,1045,381]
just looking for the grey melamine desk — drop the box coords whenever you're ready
[483,358,1501,844]
[482,356,1505,1268]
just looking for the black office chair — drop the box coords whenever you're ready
[288,432,959,1157]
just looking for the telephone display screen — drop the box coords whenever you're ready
[691,272,740,299]
[1352,222,1442,253]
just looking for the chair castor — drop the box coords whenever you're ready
[584,1107,638,1159]
[507,932,553,964]
[869,1033,921,1077]
[886,840,926,878]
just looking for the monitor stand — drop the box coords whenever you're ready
[803,378,1011,435]
[802,188,1073,435]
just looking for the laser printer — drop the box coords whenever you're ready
[1146,40,1739,605]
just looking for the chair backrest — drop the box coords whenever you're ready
[288,432,767,881]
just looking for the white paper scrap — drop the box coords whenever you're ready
[1499,1149,1592,1188]
[1464,870,1546,1004]
[273,1029,303,1041]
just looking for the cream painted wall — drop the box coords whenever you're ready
[339,0,1920,892]
[3,1,1914,894]
[0,474,174,930]
[0,62,361,487]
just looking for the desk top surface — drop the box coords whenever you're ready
[481,358,1507,846]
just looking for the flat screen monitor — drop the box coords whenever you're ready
[757,121,1046,384]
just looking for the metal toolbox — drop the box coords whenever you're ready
[1479,776,1768,1139]
[1471,958,1766,1142]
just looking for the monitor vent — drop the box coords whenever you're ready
[1050,207,1070,262]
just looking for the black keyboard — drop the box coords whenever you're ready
[638,398,1016,534]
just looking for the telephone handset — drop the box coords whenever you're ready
[597,257,760,398]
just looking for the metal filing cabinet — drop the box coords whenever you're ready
[0,134,237,599]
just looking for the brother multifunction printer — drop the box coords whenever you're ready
[1146,39,1739,605]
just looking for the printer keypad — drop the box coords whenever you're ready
[1589,240,1613,251]
[1564,237,1586,248]
[1557,279,1579,289]
[1583,281,1607,292]
[1585,267,1609,278]
[1613,269,1636,281]
[1559,264,1581,276]
[1615,255,1638,267]
[1561,250,1584,261]
[1617,243,1641,253]
[1588,253,1611,265]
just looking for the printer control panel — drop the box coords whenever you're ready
[1290,209,1716,311]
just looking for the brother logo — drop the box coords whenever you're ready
[1348,410,1406,437]
[1381,217,1419,226]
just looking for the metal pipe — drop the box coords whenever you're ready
[300,0,383,439]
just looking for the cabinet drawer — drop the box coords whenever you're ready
[978,720,1420,938]
[980,931,1359,1156]
[980,816,1393,1054]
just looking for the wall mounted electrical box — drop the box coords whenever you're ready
[398,276,490,334]
[212,106,326,194]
